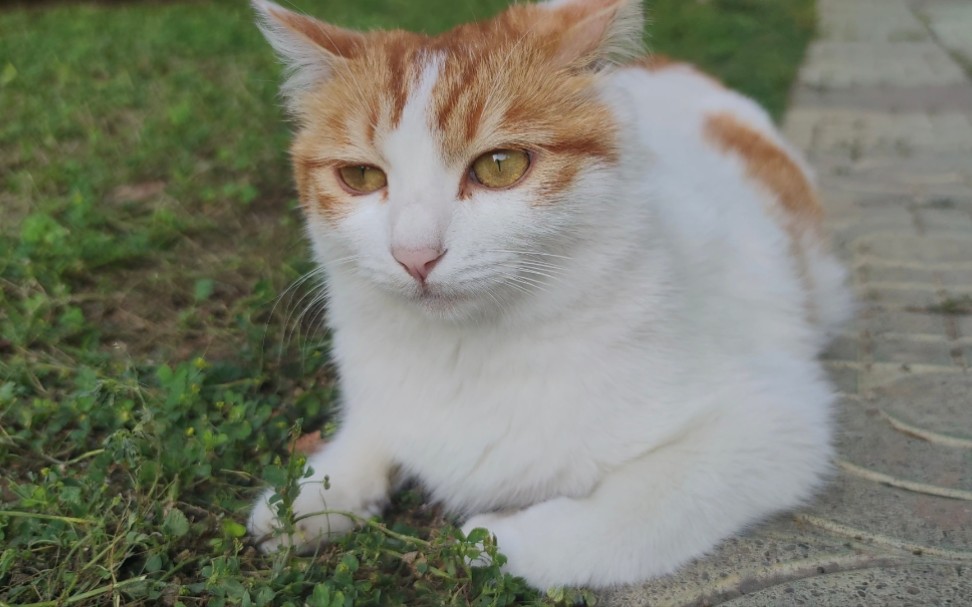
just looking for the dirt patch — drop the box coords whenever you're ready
[88,185,314,363]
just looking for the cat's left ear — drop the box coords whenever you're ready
[539,0,645,69]
[252,1,365,104]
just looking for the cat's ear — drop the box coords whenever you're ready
[252,0,365,103]
[539,0,645,69]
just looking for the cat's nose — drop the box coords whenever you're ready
[392,246,445,283]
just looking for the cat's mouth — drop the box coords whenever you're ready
[415,286,463,303]
[400,280,499,320]
[410,284,472,313]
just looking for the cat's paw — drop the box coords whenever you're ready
[460,513,505,568]
[461,512,536,574]
[248,479,385,554]
[460,509,564,589]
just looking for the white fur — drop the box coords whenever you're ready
[248,1,852,590]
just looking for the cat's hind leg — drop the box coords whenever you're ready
[462,371,834,589]
[248,428,393,553]
[803,236,855,346]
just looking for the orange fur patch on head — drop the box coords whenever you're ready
[429,5,620,202]
[703,112,823,231]
[286,1,627,218]
[289,29,429,220]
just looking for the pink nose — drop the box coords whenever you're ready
[392,246,445,283]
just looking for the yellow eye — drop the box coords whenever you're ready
[470,149,530,189]
[337,165,387,194]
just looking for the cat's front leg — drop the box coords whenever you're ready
[248,427,392,553]
[461,406,831,589]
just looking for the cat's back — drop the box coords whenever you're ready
[604,55,821,232]
[609,55,793,157]
[602,55,851,343]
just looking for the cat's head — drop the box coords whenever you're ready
[254,0,644,320]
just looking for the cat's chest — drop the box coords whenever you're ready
[334,319,627,512]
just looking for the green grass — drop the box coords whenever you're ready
[0,0,815,605]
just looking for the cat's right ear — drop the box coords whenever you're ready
[252,1,365,105]
[536,0,644,70]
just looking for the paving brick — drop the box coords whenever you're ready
[837,395,972,490]
[800,43,967,88]
[823,364,860,396]
[870,335,957,367]
[861,310,947,336]
[920,0,972,65]
[937,269,972,288]
[719,563,972,607]
[957,315,972,337]
[854,233,972,264]
[861,285,940,310]
[821,335,859,362]
[789,108,972,158]
[817,0,926,44]
[914,207,972,232]
[872,373,972,443]
[858,264,940,287]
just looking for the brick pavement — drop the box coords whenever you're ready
[599,1,972,604]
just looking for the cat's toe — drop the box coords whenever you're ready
[461,513,511,568]
[248,489,343,554]
[461,513,557,588]
[247,487,296,553]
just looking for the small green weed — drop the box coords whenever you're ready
[0,0,814,604]
[926,295,972,316]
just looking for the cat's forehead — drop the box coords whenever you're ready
[299,14,617,169]
[364,4,552,128]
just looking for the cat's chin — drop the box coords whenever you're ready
[407,287,491,322]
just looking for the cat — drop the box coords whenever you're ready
[247,0,853,589]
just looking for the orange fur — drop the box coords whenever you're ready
[635,53,677,71]
[704,111,824,322]
[431,22,618,200]
[703,112,823,231]
[294,432,326,456]
[632,54,726,89]
[281,2,622,218]
[290,29,427,219]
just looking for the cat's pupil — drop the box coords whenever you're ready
[493,152,507,173]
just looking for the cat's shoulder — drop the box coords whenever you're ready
[612,54,823,231]
[625,54,728,91]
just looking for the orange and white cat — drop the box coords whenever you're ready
[247,0,852,589]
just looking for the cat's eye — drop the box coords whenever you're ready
[337,165,387,194]
[470,149,530,189]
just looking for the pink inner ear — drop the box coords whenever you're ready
[544,0,632,67]
[553,15,614,64]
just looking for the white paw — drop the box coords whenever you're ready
[247,479,384,553]
[460,513,504,567]
[461,509,562,589]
